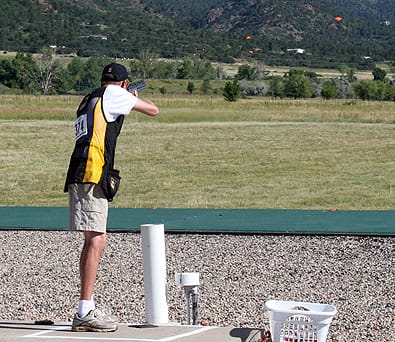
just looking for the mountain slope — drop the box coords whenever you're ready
[0,0,241,61]
[0,0,393,66]
[143,0,394,30]
[143,0,394,65]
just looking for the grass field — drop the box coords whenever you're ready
[1,94,394,123]
[0,94,394,209]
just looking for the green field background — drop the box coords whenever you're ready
[0,95,394,210]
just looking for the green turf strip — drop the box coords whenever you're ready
[0,207,393,235]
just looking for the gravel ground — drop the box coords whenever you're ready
[0,231,393,341]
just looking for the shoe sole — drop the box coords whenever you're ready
[72,325,118,332]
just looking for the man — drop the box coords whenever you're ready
[64,63,159,332]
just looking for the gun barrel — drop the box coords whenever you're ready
[128,80,146,92]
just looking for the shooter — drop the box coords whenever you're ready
[64,63,158,332]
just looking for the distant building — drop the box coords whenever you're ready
[80,35,108,40]
[286,48,305,54]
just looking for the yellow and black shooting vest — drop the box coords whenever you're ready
[64,86,124,192]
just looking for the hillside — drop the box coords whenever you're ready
[144,0,395,66]
[0,0,393,67]
[144,0,395,31]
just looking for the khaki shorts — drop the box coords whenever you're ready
[68,183,108,233]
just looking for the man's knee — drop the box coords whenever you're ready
[84,232,107,251]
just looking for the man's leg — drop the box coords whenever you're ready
[79,231,107,301]
[72,230,117,332]
[69,183,117,332]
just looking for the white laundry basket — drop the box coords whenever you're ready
[264,300,337,342]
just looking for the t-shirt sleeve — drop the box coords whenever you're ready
[102,85,138,122]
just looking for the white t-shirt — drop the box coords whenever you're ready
[102,84,138,122]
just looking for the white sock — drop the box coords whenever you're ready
[77,299,95,317]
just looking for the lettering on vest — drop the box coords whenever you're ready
[74,114,88,141]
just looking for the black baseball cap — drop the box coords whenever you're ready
[101,63,129,82]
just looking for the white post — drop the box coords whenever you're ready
[141,224,169,324]
[175,272,200,325]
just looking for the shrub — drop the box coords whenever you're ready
[236,64,258,80]
[223,79,241,102]
[269,76,284,98]
[187,81,195,94]
[353,80,395,101]
[333,78,354,99]
[201,79,211,94]
[240,80,269,96]
[372,67,386,81]
[283,70,313,98]
[321,79,338,99]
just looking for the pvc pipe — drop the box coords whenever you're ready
[191,288,199,325]
[175,272,200,325]
[175,272,200,287]
[141,224,169,324]
[185,288,191,325]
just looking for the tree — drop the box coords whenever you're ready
[176,57,215,80]
[176,58,194,79]
[353,80,395,101]
[321,79,338,99]
[187,81,195,94]
[0,59,19,89]
[194,58,215,80]
[201,79,211,94]
[223,79,241,102]
[77,57,110,92]
[372,67,386,81]
[67,57,85,92]
[240,80,268,96]
[353,81,373,100]
[332,78,354,99]
[283,70,313,98]
[269,76,284,98]
[152,60,178,79]
[0,52,36,91]
[55,67,74,94]
[337,64,348,78]
[338,64,357,82]
[27,48,60,94]
[345,67,357,82]
[236,64,257,80]
[215,66,224,80]
[129,51,162,80]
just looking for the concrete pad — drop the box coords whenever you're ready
[0,321,267,342]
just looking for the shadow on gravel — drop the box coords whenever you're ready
[0,321,70,332]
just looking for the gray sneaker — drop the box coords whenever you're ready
[71,309,118,332]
